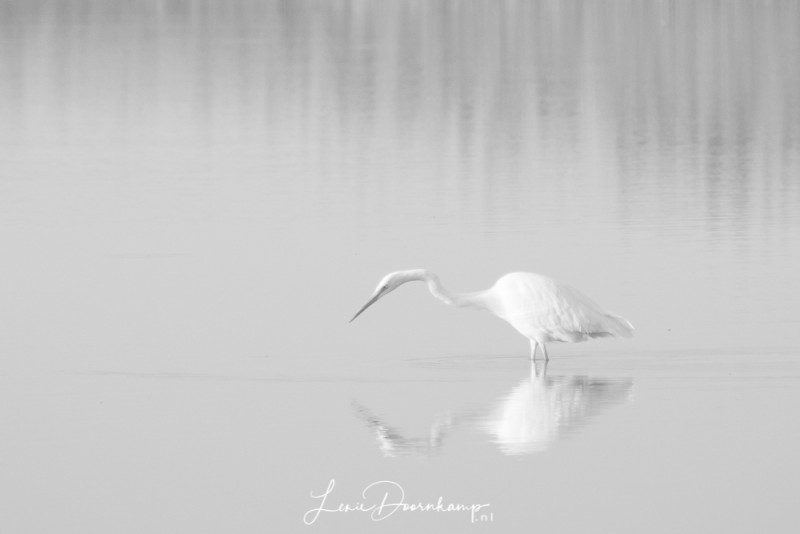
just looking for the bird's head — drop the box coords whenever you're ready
[350,269,429,322]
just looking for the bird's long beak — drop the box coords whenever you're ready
[350,289,386,323]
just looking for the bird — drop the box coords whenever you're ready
[350,270,634,360]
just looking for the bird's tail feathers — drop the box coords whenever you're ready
[604,314,635,338]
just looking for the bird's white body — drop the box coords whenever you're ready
[483,272,634,345]
[351,269,633,360]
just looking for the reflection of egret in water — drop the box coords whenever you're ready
[353,361,633,457]
[485,361,633,455]
[352,401,458,457]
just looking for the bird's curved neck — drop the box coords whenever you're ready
[423,272,486,311]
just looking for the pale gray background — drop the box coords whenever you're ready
[1,1,799,533]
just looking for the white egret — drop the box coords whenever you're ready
[350,270,634,360]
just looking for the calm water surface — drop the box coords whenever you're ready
[1,2,799,532]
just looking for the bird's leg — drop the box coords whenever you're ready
[542,343,549,362]
[529,341,539,361]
